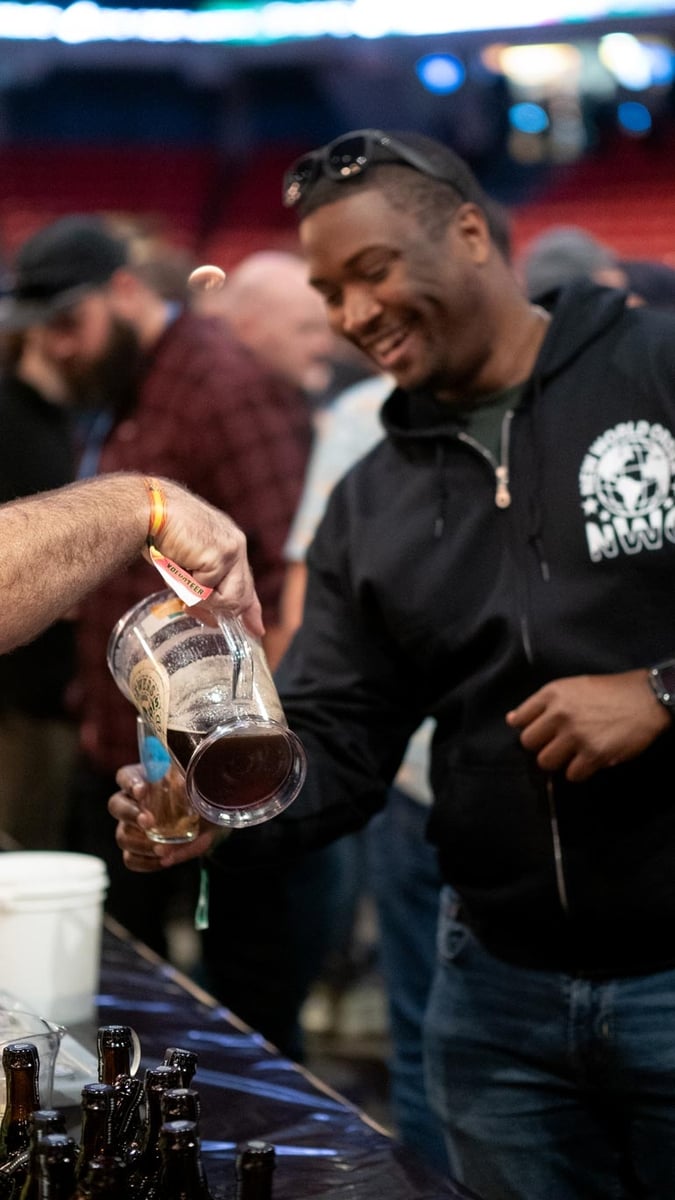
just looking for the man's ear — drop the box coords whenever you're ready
[454,202,491,265]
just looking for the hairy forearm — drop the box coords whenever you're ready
[0,473,148,654]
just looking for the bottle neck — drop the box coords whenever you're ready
[4,1069,40,1121]
[235,1143,275,1200]
[77,1110,115,1175]
[98,1047,131,1085]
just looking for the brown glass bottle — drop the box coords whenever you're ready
[72,1154,128,1198]
[1,1106,65,1200]
[96,1027,135,1086]
[157,1120,213,1200]
[161,1088,201,1128]
[111,1074,144,1167]
[0,1046,42,1200]
[235,1141,276,1200]
[18,1132,77,1200]
[14,1111,69,1200]
[0,1044,40,1166]
[26,1113,66,1141]
[130,1064,181,1199]
[162,1049,198,1090]
[74,1084,115,1186]
[95,1026,143,1163]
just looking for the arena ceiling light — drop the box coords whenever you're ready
[1,0,675,46]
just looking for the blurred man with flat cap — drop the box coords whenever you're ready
[0,215,312,1017]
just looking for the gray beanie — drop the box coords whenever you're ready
[521,225,618,301]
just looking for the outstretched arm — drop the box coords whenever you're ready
[0,472,263,654]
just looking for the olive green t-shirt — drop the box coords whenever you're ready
[456,383,524,462]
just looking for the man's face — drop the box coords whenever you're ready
[245,286,335,396]
[41,288,142,410]
[201,268,336,396]
[300,188,493,399]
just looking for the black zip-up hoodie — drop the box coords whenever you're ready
[217,282,675,977]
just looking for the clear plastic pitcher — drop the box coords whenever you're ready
[107,590,306,828]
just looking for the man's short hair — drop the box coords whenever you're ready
[286,129,511,261]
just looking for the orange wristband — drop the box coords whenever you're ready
[145,477,168,543]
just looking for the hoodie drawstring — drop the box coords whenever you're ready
[434,442,448,539]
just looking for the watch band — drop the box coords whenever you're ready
[647,659,675,711]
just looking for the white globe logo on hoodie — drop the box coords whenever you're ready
[579,421,675,562]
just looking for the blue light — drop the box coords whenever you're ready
[508,102,550,134]
[415,53,466,94]
[617,100,652,134]
[646,42,675,86]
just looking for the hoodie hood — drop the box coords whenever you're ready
[380,279,629,441]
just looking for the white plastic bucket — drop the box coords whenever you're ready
[0,852,109,1025]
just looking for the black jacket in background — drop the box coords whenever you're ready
[0,374,76,718]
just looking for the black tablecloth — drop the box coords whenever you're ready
[80,919,477,1200]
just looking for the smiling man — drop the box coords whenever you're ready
[111,130,675,1199]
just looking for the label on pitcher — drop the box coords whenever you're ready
[129,658,171,742]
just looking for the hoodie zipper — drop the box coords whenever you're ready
[496,409,514,509]
[458,407,569,917]
[457,408,514,509]
[547,776,570,915]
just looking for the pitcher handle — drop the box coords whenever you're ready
[216,615,254,702]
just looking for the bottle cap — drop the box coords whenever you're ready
[235,1140,276,1174]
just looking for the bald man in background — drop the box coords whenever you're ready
[193,249,337,404]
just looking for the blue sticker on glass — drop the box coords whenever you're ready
[140,734,172,783]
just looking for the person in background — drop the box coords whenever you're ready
[519,224,675,315]
[192,248,336,415]
[620,257,675,310]
[0,324,78,850]
[192,249,379,1059]
[107,226,378,1064]
[0,215,312,981]
[516,224,630,307]
[111,128,675,1197]
[0,473,262,654]
[280,369,448,1171]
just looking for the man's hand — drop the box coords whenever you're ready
[151,479,265,639]
[505,668,671,782]
[109,764,218,872]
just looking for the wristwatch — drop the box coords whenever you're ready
[647,659,675,713]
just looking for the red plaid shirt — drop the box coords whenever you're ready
[74,312,313,774]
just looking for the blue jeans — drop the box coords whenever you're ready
[424,888,675,1200]
[368,789,449,1175]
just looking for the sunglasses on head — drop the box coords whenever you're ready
[282,129,470,209]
